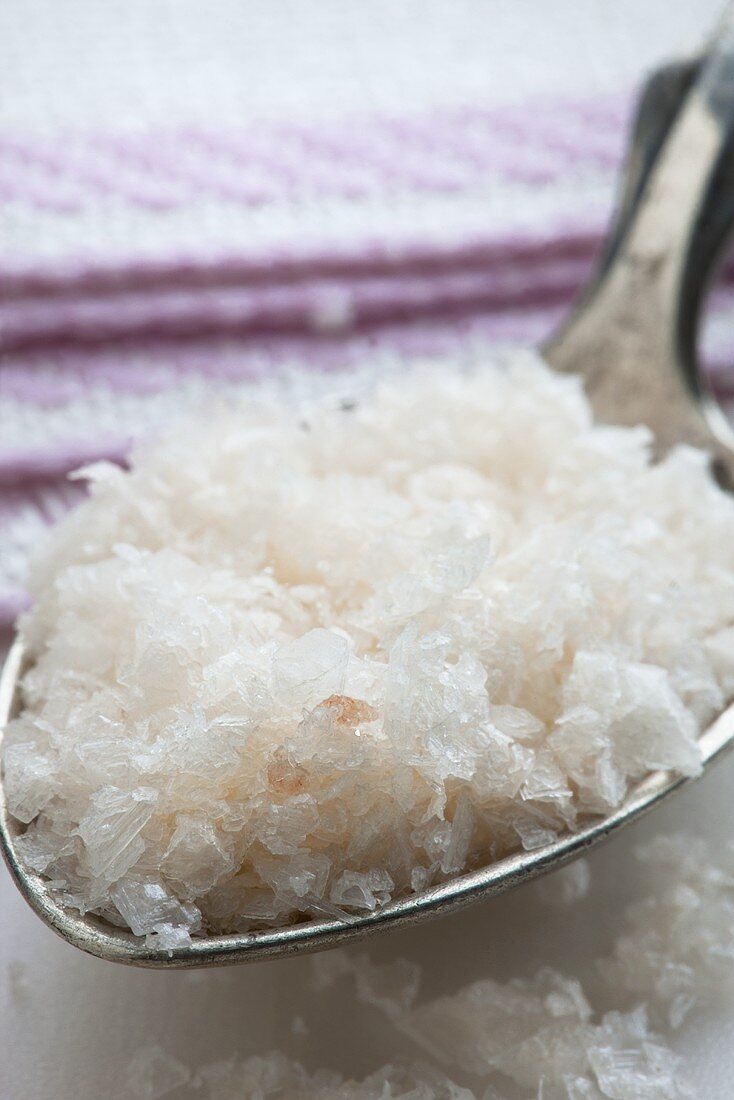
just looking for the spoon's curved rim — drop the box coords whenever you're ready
[2,637,734,968]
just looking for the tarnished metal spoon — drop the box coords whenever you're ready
[2,19,734,967]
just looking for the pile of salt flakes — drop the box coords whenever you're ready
[5,351,734,952]
[124,833,734,1099]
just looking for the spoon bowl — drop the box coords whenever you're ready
[3,14,734,966]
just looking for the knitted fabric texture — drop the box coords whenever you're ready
[1,93,733,635]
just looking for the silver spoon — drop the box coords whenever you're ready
[3,22,734,968]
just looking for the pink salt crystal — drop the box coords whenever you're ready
[266,750,309,796]
[319,694,379,728]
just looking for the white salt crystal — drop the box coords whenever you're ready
[272,629,349,708]
[126,1045,190,1099]
[369,966,692,1098]
[192,1052,474,1099]
[400,969,593,1078]
[290,1014,309,1038]
[161,814,235,897]
[110,877,201,937]
[76,786,158,883]
[5,353,734,934]
[2,738,55,824]
[330,869,395,911]
[537,860,591,907]
[586,1007,690,1099]
[7,960,30,1006]
[311,948,422,1018]
[117,831,734,1098]
[598,834,734,1028]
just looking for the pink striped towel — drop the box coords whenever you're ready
[1,89,732,639]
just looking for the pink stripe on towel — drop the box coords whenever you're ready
[0,90,639,626]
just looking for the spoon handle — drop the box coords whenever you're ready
[545,12,734,479]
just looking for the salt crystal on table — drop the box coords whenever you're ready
[537,859,591,907]
[5,352,734,938]
[126,1046,190,1099]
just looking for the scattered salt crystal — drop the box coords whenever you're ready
[598,834,734,1028]
[113,830,732,1098]
[5,353,734,934]
[537,860,591,907]
[7,960,30,1006]
[587,1007,690,1099]
[310,947,355,991]
[379,968,691,1098]
[400,969,593,1079]
[290,1014,309,1038]
[126,1045,190,1099]
[311,948,422,1017]
[192,1051,474,1099]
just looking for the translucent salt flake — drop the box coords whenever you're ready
[290,1014,309,1038]
[272,629,349,707]
[310,947,355,991]
[161,814,235,897]
[2,740,55,824]
[587,1009,690,1100]
[76,786,157,882]
[311,949,422,1017]
[563,1078,607,1100]
[330,869,395,911]
[126,1045,190,1099]
[401,970,592,1077]
[110,877,201,937]
[362,958,690,1098]
[192,1051,473,1100]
